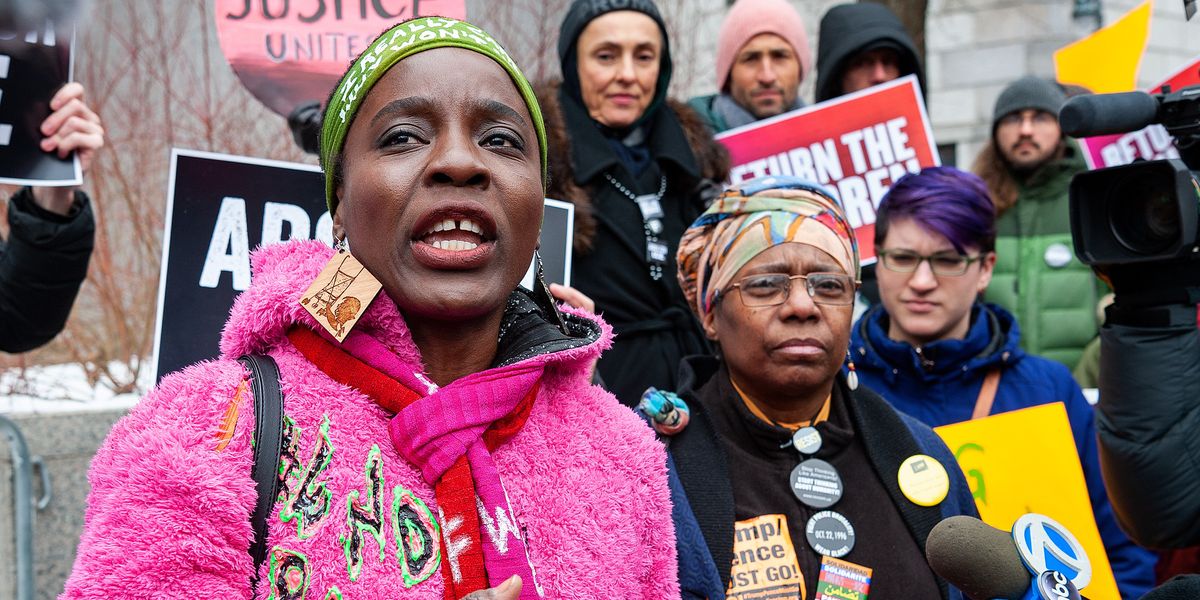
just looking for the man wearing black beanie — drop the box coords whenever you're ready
[815,3,925,307]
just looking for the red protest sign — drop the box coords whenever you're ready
[1078,55,1200,169]
[213,0,467,117]
[715,76,939,263]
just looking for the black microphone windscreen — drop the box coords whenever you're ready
[926,516,1031,600]
[1059,92,1160,138]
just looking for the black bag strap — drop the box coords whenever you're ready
[238,354,285,593]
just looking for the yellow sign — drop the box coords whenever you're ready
[727,514,806,600]
[935,403,1120,600]
[1054,1,1152,94]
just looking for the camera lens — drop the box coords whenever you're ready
[1110,172,1180,255]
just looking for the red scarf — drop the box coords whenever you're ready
[289,327,541,599]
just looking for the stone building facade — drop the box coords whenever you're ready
[502,0,1200,167]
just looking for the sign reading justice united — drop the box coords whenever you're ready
[714,76,939,264]
[213,0,467,116]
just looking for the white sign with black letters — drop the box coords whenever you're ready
[0,22,80,186]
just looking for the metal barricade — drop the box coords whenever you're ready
[1,415,52,600]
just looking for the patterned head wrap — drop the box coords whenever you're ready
[677,176,860,317]
[319,17,547,214]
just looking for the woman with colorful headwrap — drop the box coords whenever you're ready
[536,0,730,406]
[657,176,977,599]
[61,18,678,600]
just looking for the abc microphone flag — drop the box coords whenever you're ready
[927,514,1092,600]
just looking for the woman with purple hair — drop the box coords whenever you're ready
[849,166,1156,598]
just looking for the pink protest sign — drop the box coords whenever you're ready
[714,76,940,263]
[1078,56,1200,169]
[214,0,467,117]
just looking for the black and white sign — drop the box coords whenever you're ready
[154,149,574,380]
[0,22,80,186]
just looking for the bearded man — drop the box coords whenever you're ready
[973,76,1102,374]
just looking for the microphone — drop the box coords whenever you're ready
[927,516,1030,599]
[1059,92,1160,138]
[926,515,1089,600]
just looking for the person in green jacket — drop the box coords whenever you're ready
[686,0,811,134]
[973,76,1104,373]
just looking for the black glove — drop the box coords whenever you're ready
[288,100,323,155]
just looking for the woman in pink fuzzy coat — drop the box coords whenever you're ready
[61,17,677,600]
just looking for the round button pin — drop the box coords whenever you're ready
[898,454,950,507]
[790,458,843,509]
[805,510,856,558]
[1044,242,1073,268]
[792,426,823,455]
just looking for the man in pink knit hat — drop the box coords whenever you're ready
[687,0,811,133]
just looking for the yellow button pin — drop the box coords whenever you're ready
[898,454,949,507]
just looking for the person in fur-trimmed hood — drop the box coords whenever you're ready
[538,0,730,407]
[61,17,678,600]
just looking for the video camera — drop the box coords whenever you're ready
[1061,84,1200,267]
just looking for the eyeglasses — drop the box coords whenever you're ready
[877,249,986,276]
[727,273,858,307]
[997,110,1057,128]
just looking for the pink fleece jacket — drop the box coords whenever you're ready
[61,240,679,599]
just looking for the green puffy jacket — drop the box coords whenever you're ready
[983,141,1105,371]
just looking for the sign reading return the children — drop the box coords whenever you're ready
[0,21,80,186]
[714,76,939,263]
[213,0,467,117]
[154,149,572,381]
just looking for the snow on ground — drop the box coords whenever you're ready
[0,362,1102,414]
[0,361,151,415]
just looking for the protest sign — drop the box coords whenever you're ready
[154,148,572,380]
[214,0,467,116]
[1075,56,1200,170]
[0,21,80,186]
[1054,1,1152,95]
[714,76,939,263]
[727,514,806,600]
[935,404,1120,600]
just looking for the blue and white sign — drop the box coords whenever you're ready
[1012,513,1092,590]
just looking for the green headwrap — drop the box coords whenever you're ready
[319,17,548,214]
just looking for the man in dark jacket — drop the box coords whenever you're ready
[815,3,925,103]
[815,3,925,307]
[687,0,812,133]
[1,82,102,352]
